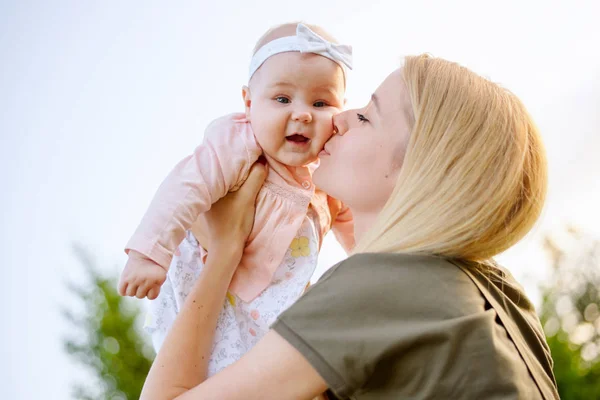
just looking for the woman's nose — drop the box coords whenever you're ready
[332,112,349,136]
[292,109,312,123]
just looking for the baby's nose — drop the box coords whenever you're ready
[293,110,312,123]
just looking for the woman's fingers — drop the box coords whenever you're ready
[188,158,268,252]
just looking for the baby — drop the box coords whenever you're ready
[119,22,355,375]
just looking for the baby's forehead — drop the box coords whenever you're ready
[252,52,346,94]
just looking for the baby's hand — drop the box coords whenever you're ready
[118,251,167,300]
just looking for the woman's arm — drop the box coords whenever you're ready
[141,242,244,399]
[140,161,267,398]
[141,160,329,400]
[143,254,328,400]
[174,330,328,400]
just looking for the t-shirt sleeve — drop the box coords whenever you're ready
[271,254,421,398]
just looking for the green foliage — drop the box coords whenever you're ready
[540,228,600,399]
[62,246,155,399]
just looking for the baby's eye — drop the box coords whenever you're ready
[276,96,290,104]
[357,113,369,122]
[313,101,327,108]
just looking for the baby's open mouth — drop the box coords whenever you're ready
[286,134,310,143]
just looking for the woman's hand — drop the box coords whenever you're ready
[191,159,267,257]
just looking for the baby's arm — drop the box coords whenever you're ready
[120,114,261,299]
[328,196,355,254]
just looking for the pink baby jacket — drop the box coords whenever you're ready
[125,113,355,302]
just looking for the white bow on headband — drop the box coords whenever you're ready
[248,23,353,81]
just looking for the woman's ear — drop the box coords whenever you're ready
[242,86,252,120]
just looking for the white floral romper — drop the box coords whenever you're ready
[144,212,320,376]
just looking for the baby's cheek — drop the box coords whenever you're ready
[253,127,279,152]
[315,116,335,141]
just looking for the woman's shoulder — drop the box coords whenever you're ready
[284,253,557,399]
[333,252,467,276]
[275,253,482,398]
[323,253,479,291]
[312,253,486,319]
[338,252,455,271]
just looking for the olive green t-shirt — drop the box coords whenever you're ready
[271,253,559,400]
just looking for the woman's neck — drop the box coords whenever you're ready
[350,208,380,245]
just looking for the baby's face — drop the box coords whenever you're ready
[244,52,345,167]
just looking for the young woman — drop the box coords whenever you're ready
[140,54,559,400]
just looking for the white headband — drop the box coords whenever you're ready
[248,24,353,81]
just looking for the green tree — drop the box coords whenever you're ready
[62,246,155,399]
[540,227,600,399]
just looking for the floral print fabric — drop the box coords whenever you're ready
[144,214,319,376]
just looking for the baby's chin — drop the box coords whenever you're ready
[270,151,319,167]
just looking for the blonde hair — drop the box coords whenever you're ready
[355,54,548,264]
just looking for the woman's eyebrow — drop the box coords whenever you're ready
[371,93,380,113]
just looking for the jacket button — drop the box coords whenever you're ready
[302,181,311,190]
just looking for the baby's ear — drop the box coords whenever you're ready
[242,85,252,120]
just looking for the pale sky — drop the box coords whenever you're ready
[1,1,599,398]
